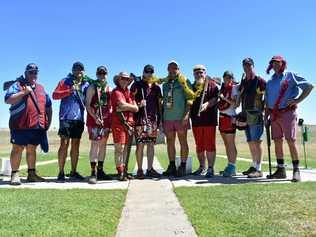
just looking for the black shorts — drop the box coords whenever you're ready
[10,129,46,146]
[58,120,84,139]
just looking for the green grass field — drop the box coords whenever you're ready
[0,189,126,237]
[0,128,316,237]
[175,182,316,237]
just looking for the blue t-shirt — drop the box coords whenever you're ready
[266,72,311,109]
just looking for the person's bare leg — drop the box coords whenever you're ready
[114,143,124,167]
[89,140,99,163]
[196,152,206,168]
[166,132,176,162]
[97,136,108,162]
[26,144,37,169]
[136,143,145,171]
[70,138,80,172]
[10,144,24,171]
[274,138,284,160]
[287,139,299,161]
[177,130,189,162]
[206,151,216,168]
[224,133,237,164]
[58,138,69,173]
[147,143,155,170]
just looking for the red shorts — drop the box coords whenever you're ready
[271,110,297,141]
[219,114,236,133]
[163,120,190,134]
[112,125,129,144]
[192,126,216,153]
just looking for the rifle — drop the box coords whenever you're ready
[197,77,209,117]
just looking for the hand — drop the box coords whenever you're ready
[95,117,103,126]
[23,86,33,95]
[200,102,209,112]
[116,106,123,112]
[182,114,189,126]
[219,94,225,100]
[139,100,146,108]
[287,99,299,107]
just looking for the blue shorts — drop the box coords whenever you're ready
[10,129,46,146]
[245,123,263,142]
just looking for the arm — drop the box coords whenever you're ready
[5,83,33,105]
[52,80,73,100]
[46,106,52,130]
[117,100,139,112]
[288,84,314,106]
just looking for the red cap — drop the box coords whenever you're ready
[266,55,287,74]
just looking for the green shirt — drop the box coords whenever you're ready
[162,78,192,121]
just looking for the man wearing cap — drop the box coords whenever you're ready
[130,65,162,179]
[162,61,193,177]
[111,72,138,181]
[85,66,112,184]
[53,62,90,181]
[265,55,313,182]
[190,65,219,177]
[5,63,52,185]
[239,58,266,178]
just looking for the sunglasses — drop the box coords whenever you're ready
[97,71,107,75]
[194,70,205,74]
[120,77,130,81]
[28,71,38,75]
[144,70,153,74]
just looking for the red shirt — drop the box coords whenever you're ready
[111,87,134,128]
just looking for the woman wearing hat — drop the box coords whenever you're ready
[130,65,162,179]
[85,66,112,184]
[111,72,138,181]
[218,71,239,177]
[265,55,313,182]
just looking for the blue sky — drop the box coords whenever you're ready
[0,0,315,128]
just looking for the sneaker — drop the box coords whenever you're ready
[88,175,97,184]
[292,169,301,182]
[177,165,187,177]
[136,169,145,179]
[146,168,161,178]
[97,169,112,181]
[242,166,256,175]
[69,171,85,181]
[248,170,263,178]
[162,164,177,176]
[118,172,128,182]
[222,164,236,177]
[57,171,65,182]
[192,167,206,176]
[10,171,21,186]
[27,170,45,182]
[266,167,287,179]
[205,167,214,178]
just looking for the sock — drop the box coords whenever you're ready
[252,161,257,168]
[170,161,176,167]
[208,166,213,169]
[256,162,261,171]
[97,161,104,170]
[277,159,285,168]
[90,162,96,175]
[181,162,186,167]
[228,162,236,167]
[292,160,300,171]
[11,170,18,174]
[28,168,35,173]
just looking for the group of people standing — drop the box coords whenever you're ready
[4,56,313,185]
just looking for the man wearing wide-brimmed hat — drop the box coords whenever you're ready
[5,63,52,185]
[111,72,138,181]
[265,55,313,182]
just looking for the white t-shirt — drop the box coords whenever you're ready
[220,85,239,116]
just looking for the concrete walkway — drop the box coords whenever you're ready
[115,158,197,237]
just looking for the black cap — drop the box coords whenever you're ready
[25,63,39,72]
[96,66,108,74]
[223,70,234,79]
[242,58,254,66]
[72,61,85,71]
[143,64,154,73]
